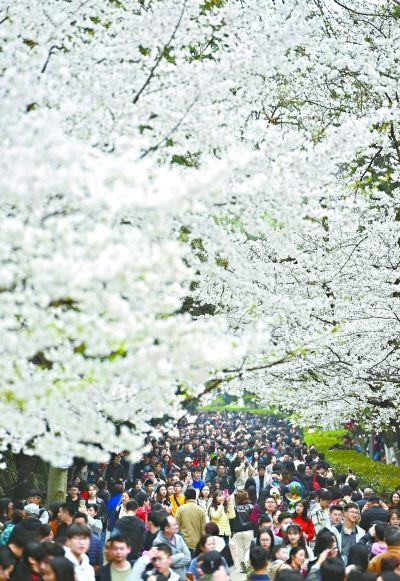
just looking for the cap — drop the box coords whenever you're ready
[201,550,224,574]
[24,503,40,516]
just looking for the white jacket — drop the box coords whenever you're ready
[64,546,95,581]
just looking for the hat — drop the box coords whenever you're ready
[201,550,224,574]
[24,503,40,516]
[270,487,280,496]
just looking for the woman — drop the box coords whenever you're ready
[169,481,185,516]
[209,491,235,544]
[347,543,369,572]
[255,527,275,559]
[130,479,143,501]
[292,501,315,542]
[0,546,14,580]
[188,534,228,580]
[389,492,400,511]
[198,485,212,518]
[115,490,130,520]
[154,484,170,511]
[231,490,254,573]
[387,509,400,526]
[0,500,12,526]
[42,556,75,581]
[283,524,311,561]
[287,546,307,576]
[0,510,24,546]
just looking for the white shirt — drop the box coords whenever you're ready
[64,546,95,581]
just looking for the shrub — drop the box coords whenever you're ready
[305,430,400,496]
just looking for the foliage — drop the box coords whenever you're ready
[305,430,400,496]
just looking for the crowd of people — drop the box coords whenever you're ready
[0,411,400,581]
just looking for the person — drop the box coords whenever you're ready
[369,526,400,573]
[0,546,14,580]
[287,546,307,576]
[191,468,205,492]
[197,485,212,518]
[267,545,290,580]
[248,545,271,580]
[209,491,235,544]
[371,523,388,557]
[72,511,103,573]
[86,504,103,537]
[320,556,346,581]
[360,496,389,530]
[20,504,42,538]
[41,556,75,581]
[388,492,400,511]
[199,550,226,581]
[135,496,152,523]
[292,501,315,542]
[188,535,228,580]
[152,516,190,580]
[175,487,205,554]
[54,503,73,542]
[251,497,277,525]
[387,510,400,527]
[115,491,131,521]
[347,543,370,573]
[26,490,49,525]
[64,523,95,581]
[253,465,269,499]
[230,489,254,573]
[86,484,106,531]
[254,527,275,559]
[154,485,170,511]
[66,482,82,515]
[97,533,133,580]
[20,540,47,579]
[0,512,24,547]
[105,454,126,487]
[0,501,12,527]
[235,457,255,491]
[328,502,365,563]
[7,524,29,579]
[169,482,185,517]
[329,505,344,527]
[214,465,233,494]
[142,511,162,551]
[309,490,331,534]
[113,499,144,561]
[130,544,180,581]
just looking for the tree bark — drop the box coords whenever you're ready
[46,466,68,506]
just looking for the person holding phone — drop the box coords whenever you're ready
[209,491,235,545]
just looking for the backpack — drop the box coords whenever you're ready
[312,473,321,491]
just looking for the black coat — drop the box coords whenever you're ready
[114,515,145,560]
[360,505,389,530]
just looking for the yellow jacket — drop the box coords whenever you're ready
[209,501,235,536]
[169,493,185,516]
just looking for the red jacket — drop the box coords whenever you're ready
[136,506,150,522]
[292,515,315,541]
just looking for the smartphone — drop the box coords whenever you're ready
[79,499,86,509]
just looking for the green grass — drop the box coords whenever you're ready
[200,403,276,416]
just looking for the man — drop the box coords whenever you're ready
[135,495,151,522]
[130,544,180,581]
[97,533,133,580]
[357,488,375,510]
[248,546,270,580]
[191,468,205,492]
[105,454,126,486]
[64,523,95,581]
[309,490,332,534]
[214,465,233,494]
[153,516,191,580]
[360,495,389,530]
[114,499,145,561]
[253,465,269,499]
[19,504,42,538]
[54,503,74,542]
[329,502,365,563]
[175,488,205,554]
[73,511,103,573]
[26,489,49,524]
[329,505,344,526]
[7,526,28,579]
[66,482,82,515]
[368,525,400,573]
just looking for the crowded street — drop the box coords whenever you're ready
[0,410,399,580]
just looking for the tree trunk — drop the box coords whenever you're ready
[369,431,375,460]
[47,467,68,506]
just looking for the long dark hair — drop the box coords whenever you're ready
[256,526,275,558]
[284,523,308,557]
[211,491,228,513]
[47,556,76,581]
